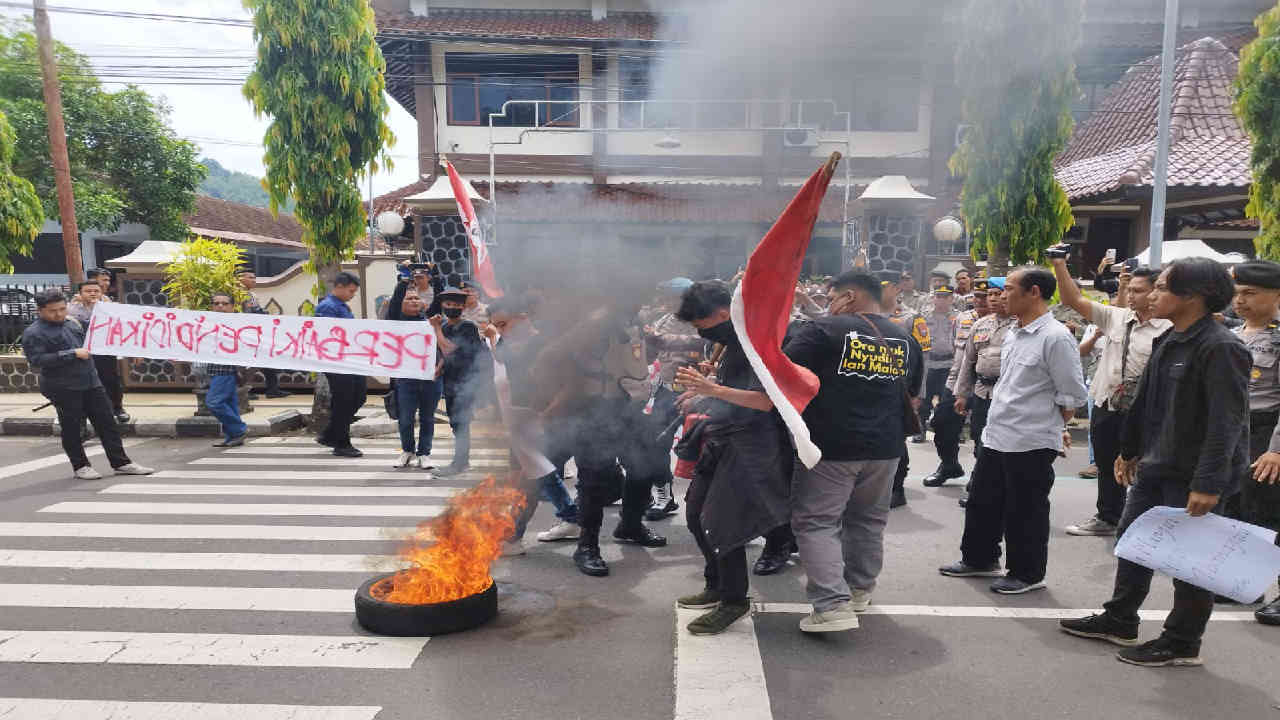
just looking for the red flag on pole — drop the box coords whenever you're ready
[446,160,503,298]
[730,153,840,469]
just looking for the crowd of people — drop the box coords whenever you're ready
[18,246,1280,665]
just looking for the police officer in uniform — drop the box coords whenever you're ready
[925,280,991,487]
[882,273,931,508]
[900,269,931,315]
[952,278,1015,506]
[1228,261,1280,624]
[919,284,958,446]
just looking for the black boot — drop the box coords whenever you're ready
[753,551,789,575]
[613,523,667,547]
[1257,596,1280,626]
[573,545,609,577]
[922,462,964,487]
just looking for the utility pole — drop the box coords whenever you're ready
[33,0,83,284]
[1146,0,1179,269]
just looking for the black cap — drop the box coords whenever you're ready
[1232,261,1280,290]
[878,271,899,287]
[438,286,468,302]
[934,284,954,296]
[972,279,990,294]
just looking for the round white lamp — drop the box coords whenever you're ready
[375,211,405,238]
[933,216,964,245]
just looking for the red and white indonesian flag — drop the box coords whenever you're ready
[731,154,840,469]
[446,160,503,298]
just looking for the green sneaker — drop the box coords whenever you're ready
[686,601,750,635]
[677,588,721,610]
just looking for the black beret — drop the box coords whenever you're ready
[1232,261,1280,290]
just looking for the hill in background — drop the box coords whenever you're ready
[198,157,295,213]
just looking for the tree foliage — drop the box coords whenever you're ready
[241,0,393,289]
[1235,2,1280,260]
[0,109,42,272]
[199,156,295,212]
[162,236,248,311]
[0,22,206,241]
[949,0,1081,272]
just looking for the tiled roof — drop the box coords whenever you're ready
[371,179,855,225]
[1081,23,1256,54]
[1055,36,1252,201]
[183,195,305,248]
[374,8,662,42]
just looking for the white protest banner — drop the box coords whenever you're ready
[1114,506,1280,603]
[84,302,437,380]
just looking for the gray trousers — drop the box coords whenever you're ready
[791,458,898,612]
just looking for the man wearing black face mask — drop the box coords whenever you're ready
[436,287,491,476]
[672,280,792,635]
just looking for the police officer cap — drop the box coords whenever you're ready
[878,271,900,286]
[934,284,954,296]
[972,279,989,294]
[929,269,949,280]
[1232,261,1280,290]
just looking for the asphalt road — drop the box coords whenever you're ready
[0,430,1276,720]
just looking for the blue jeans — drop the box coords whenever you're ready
[395,378,440,455]
[206,374,247,441]
[541,472,578,523]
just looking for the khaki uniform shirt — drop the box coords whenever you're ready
[1235,321,1280,453]
[923,308,957,370]
[946,309,981,390]
[1087,303,1172,409]
[953,313,1015,400]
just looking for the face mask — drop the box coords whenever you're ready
[443,308,463,319]
[697,320,737,345]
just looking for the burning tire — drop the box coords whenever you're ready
[355,574,498,636]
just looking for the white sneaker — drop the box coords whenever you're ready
[849,589,873,613]
[113,463,154,475]
[73,466,102,480]
[500,540,527,556]
[799,602,861,633]
[393,451,414,468]
[415,455,436,471]
[536,521,581,542]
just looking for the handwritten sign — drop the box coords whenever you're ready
[84,302,437,380]
[1114,506,1280,603]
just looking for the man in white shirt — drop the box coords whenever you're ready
[1049,252,1171,536]
[939,266,1088,594]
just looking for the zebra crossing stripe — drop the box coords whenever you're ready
[0,630,427,668]
[38,502,448,517]
[223,446,508,457]
[149,470,490,481]
[101,484,466,498]
[188,457,508,468]
[0,522,415,541]
[0,549,399,572]
[0,584,352,612]
[0,439,149,480]
[0,699,382,720]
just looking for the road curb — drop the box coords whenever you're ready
[0,409,307,438]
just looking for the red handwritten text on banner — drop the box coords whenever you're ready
[85,303,438,380]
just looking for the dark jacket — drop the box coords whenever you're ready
[694,340,792,555]
[386,276,445,320]
[441,319,491,404]
[22,317,100,394]
[1121,314,1250,496]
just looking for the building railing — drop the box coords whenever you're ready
[0,282,70,353]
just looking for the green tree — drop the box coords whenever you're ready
[161,236,248,311]
[241,0,393,290]
[949,0,1082,273]
[0,109,42,272]
[0,22,206,241]
[1235,2,1280,260]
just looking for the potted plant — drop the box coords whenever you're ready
[161,237,253,417]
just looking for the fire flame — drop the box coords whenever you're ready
[372,476,527,604]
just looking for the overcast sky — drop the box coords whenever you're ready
[2,0,422,199]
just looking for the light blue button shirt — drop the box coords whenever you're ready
[982,310,1089,453]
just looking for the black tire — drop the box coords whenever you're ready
[354,574,498,636]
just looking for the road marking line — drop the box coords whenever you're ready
[0,584,354,612]
[224,446,507,457]
[0,630,427,668]
[151,470,493,481]
[189,456,508,468]
[0,439,149,480]
[251,435,506,446]
[0,522,416,541]
[674,607,772,720]
[0,699,382,720]
[753,602,1260,622]
[101,483,466,498]
[38,502,447,517]
[0,549,399,572]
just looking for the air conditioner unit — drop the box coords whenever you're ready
[782,128,819,149]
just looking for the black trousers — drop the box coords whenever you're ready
[920,367,949,432]
[931,388,965,468]
[1090,406,1128,525]
[1103,475,1218,649]
[960,447,1057,584]
[321,373,367,450]
[1243,410,1280,586]
[969,395,992,458]
[260,367,282,393]
[92,355,123,414]
[686,466,749,603]
[644,387,680,489]
[892,445,909,494]
[572,397,652,548]
[50,386,130,470]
